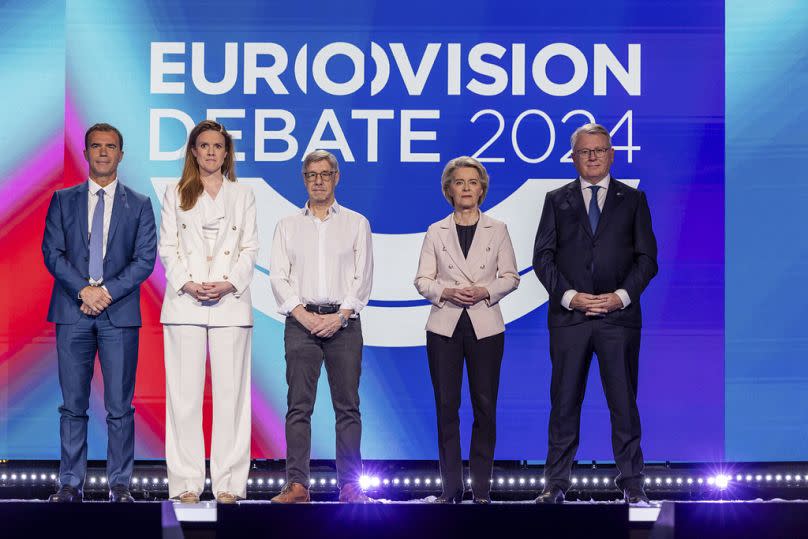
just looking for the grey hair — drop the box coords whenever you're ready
[441,156,490,207]
[302,149,339,173]
[570,123,612,149]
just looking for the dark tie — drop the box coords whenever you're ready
[89,189,105,281]
[588,185,601,233]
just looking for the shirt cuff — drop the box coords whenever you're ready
[339,296,362,316]
[279,295,303,317]
[561,289,577,311]
[615,289,631,309]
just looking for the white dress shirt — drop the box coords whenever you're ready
[561,174,631,310]
[199,190,225,256]
[270,200,373,316]
[87,178,117,287]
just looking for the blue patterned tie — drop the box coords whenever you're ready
[89,189,105,282]
[588,185,601,233]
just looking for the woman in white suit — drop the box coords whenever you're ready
[159,120,258,504]
[415,156,519,504]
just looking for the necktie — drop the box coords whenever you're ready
[89,189,105,282]
[588,185,601,233]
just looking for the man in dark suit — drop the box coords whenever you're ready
[42,123,157,502]
[532,123,657,505]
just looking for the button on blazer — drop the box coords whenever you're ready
[414,212,519,340]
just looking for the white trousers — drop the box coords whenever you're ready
[164,325,252,498]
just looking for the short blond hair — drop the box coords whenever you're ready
[441,156,489,207]
[570,123,612,149]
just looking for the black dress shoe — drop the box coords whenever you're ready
[109,484,135,503]
[432,490,464,504]
[472,495,491,504]
[49,485,82,503]
[623,486,650,505]
[534,486,565,504]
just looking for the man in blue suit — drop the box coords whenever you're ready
[533,123,658,505]
[42,123,157,502]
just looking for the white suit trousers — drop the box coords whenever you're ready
[164,324,252,498]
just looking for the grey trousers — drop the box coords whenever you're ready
[283,316,363,487]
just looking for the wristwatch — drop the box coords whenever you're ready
[338,312,349,329]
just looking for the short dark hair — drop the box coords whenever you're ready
[84,123,124,151]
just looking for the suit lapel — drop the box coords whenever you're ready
[210,180,235,256]
[77,184,89,249]
[593,178,625,240]
[106,184,127,253]
[466,213,494,279]
[566,180,593,239]
[437,214,473,282]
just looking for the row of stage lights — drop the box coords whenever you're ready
[1,472,807,491]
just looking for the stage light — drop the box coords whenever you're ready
[687,478,693,485]
[571,478,578,485]
[467,478,472,485]
[359,475,372,490]
[403,478,410,486]
[425,478,432,485]
[497,477,504,485]
[755,475,762,481]
[371,477,381,488]
[40,474,46,480]
[247,479,254,485]
[279,479,285,485]
[268,479,275,485]
[132,477,139,484]
[90,477,96,484]
[152,478,159,484]
[10,474,17,480]
[540,478,546,484]
[415,477,422,485]
[162,478,168,484]
[258,479,264,485]
[206,479,211,485]
[582,478,589,485]
[765,474,772,482]
[101,477,107,484]
[393,478,400,485]
[715,475,729,489]
[519,477,526,485]
[21,474,27,480]
[735,474,742,481]
[331,478,337,486]
[529,478,536,485]
[383,479,390,486]
[786,475,792,481]
[676,478,683,485]
[593,478,600,485]
[655,478,662,485]
[508,477,515,485]
[796,475,803,482]
[645,478,652,484]
[319,478,326,485]
[1,474,6,480]
[309,478,316,486]
[745,475,752,481]
[775,474,782,481]
[436,478,442,484]
[50,474,56,480]
[665,478,672,485]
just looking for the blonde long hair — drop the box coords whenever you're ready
[178,120,237,211]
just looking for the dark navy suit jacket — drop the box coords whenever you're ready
[533,178,658,329]
[42,181,157,327]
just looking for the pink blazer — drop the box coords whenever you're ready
[414,212,520,339]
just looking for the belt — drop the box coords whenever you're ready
[304,303,340,314]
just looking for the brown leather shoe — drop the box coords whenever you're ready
[216,491,242,504]
[174,491,200,504]
[270,481,310,504]
[338,482,379,503]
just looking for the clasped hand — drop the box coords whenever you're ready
[182,281,236,302]
[570,292,624,316]
[292,306,351,339]
[79,285,112,316]
[441,286,489,307]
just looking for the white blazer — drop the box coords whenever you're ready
[159,179,259,326]
[414,212,519,340]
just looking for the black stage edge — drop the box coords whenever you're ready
[0,501,182,539]
[651,501,808,539]
[217,503,629,539]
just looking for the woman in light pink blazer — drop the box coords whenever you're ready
[414,156,519,504]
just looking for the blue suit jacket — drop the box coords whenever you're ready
[42,181,157,327]
[533,178,658,329]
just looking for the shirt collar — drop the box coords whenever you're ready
[88,177,119,197]
[302,199,340,217]
[579,174,611,191]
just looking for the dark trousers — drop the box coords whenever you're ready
[55,311,139,489]
[426,311,504,498]
[544,318,644,492]
[284,317,363,488]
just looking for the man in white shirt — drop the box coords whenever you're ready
[269,150,375,503]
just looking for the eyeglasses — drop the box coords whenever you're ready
[303,171,337,182]
[573,147,611,159]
